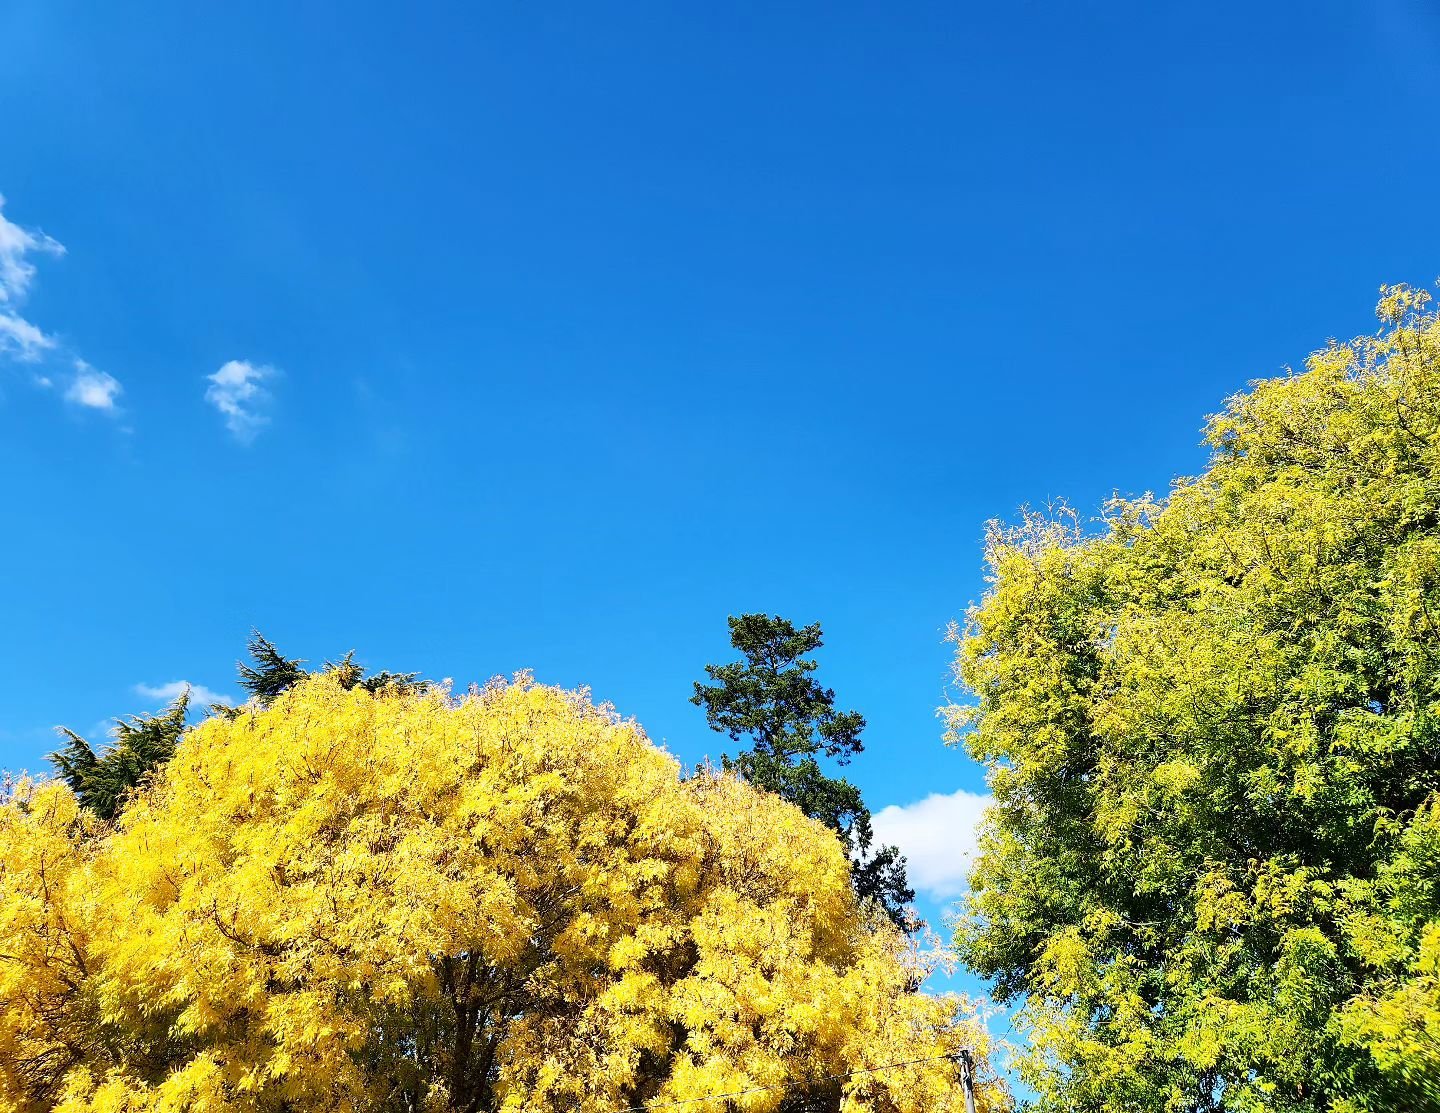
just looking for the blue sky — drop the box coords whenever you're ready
[2,0,1439,1054]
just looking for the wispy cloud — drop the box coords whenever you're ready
[0,193,125,418]
[871,787,993,902]
[0,193,64,361]
[134,680,228,708]
[0,312,56,360]
[65,360,123,411]
[206,359,275,442]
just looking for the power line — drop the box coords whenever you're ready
[621,1050,966,1111]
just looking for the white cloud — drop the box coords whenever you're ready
[65,359,122,411]
[0,194,64,362]
[0,312,56,360]
[205,359,275,442]
[871,788,993,901]
[0,195,64,299]
[134,680,228,708]
[0,194,127,421]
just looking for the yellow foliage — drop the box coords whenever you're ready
[0,675,998,1113]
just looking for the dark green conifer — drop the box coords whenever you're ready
[50,689,191,821]
[692,614,915,928]
[237,631,309,702]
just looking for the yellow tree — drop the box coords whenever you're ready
[0,674,1002,1113]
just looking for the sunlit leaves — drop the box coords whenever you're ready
[952,286,1440,1111]
[2,675,996,1112]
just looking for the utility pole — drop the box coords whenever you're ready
[957,1047,978,1113]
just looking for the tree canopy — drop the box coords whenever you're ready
[693,614,914,927]
[48,633,427,824]
[49,689,191,821]
[952,285,1440,1111]
[236,631,427,704]
[2,673,998,1113]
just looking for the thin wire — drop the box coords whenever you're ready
[621,1050,961,1111]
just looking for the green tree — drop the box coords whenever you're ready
[693,613,915,927]
[952,285,1440,1111]
[50,689,191,821]
[236,630,310,702]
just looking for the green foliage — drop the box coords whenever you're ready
[694,613,915,927]
[236,630,310,702]
[952,285,1440,1111]
[49,690,190,821]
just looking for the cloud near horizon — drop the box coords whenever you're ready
[205,359,275,442]
[871,787,992,902]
